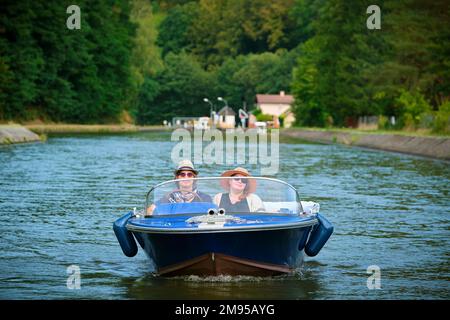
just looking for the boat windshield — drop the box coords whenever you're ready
[145,177,303,216]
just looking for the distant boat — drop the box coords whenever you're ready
[114,177,333,276]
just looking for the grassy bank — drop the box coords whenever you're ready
[283,127,450,138]
[22,123,169,134]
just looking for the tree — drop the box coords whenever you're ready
[365,0,450,121]
[215,50,300,110]
[291,0,383,127]
[0,0,44,120]
[128,0,164,120]
[137,52,217,124]
[189,0,298,68]
[1,0,136,123]
[156,2,199,56]
[291,38,324,126]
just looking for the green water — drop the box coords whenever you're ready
[0,132,448,299]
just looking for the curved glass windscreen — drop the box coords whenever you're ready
[145,177,302,216]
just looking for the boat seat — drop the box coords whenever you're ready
[153,202,218,215]
[262,201,320,214]
[263,201,298,214]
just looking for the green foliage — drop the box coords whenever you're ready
[291,0,382,127]
[128,0,164,120]
[432,101,450,134]
[256,113,273,122]
[377,115,389,130]
[252,108,261,116]
[189,0,298,67]
[0,0,44,120]
[291,38,323,126]
[215,50,299,111]
[1,0,136,123]
[136,77,161,124]
[157,2,198,56]
[395,90,432,129]
[370,0,450,112]
[1,0,448,130]
[137,52,217,124]
[288,0,325,44]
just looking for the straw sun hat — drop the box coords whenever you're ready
[174,159,198,176]
[220,167,257,193]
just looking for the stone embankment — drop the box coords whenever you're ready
[0,125,41,145]
[281,129,450,160]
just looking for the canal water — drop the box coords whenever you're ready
[0,132,448,299]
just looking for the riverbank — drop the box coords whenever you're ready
[4,124,449,161]
[24,123,169,134]
[281,128,450,160]
[0,124,41,145]
[1,123,170,144]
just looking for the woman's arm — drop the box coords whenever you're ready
[213,193,222,207]
[248,194,265,212]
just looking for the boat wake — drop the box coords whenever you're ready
[166,268,306,283]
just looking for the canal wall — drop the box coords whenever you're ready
[281,129,450,161]
[0,125,41,145]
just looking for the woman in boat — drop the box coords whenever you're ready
[146,160,211,215]
[213,167,265,213]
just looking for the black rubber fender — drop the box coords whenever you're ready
[305,213,333,257]
[113,212,138,257]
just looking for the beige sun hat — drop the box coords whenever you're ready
[174,159,198,176]
[220,167,256,193]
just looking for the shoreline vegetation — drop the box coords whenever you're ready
[2,1,448,134]
[283,127,450,138]
[23,123,169,134]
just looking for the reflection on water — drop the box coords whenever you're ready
[122,269,322,300]
[0,132,449,299]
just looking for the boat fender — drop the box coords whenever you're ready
[113,212,138,257]
[298,226,312,251]
[305,213,333,257]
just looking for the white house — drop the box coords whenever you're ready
[255,91,295,128]
[218,106,236,129]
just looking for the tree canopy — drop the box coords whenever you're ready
[1,0,449,133]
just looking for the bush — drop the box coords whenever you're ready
[433,101,450,134]
[396,90,432,130]
[252,108,262,117]
[378,115,389,129]
[256,113,273,122]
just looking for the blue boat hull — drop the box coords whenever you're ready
[114,209,333,276]
[132,226,312,276]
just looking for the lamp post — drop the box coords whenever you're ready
[203,98,214,128]
[217,96,228,108]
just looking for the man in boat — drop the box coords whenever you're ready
[213,167,265,213]
[146,160,212,215]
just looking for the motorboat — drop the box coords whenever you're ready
[114,177,333,276]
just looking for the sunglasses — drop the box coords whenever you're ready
[232,177,248,184]
[177,172,195,178]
